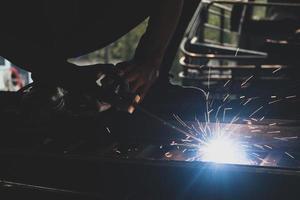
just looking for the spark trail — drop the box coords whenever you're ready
[167,68,299,166]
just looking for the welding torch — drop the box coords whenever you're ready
[95,67,199,140]
[20,63,192,140]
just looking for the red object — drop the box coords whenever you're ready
[10,67,24,88]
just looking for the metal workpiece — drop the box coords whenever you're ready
[0,114,300,199]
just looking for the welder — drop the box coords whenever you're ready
[0,0,204,119]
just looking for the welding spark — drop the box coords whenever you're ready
[223,80,231,87]
[173,114,254,165]
[243,98,253,106]
[167,62,299,167]
[264,145,272,150]
[250,118,258,122]
[249,106,264,118]
[269,123,277,126]
[268,99,283,105]
[199,136,250,165]
[241,75,254,87]
[235,48,240,56]
[223,108,232,122]
[285,95,296,99]
[268,131,281,134]
[223,94,230,102]
[105,127,111,134]
[215,106,222,120]
[285,152,295,159]
[274,136,298,141]
[272,66,282,74]
[251,129,262,133]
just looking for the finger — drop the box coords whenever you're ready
[138,84,151,100]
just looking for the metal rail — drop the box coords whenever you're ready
[205,2,232,44]
[0,179,102,199]
[180,38,267,59]
[204,0,300,8]
[204,24,232,34]
[210,2,233,11]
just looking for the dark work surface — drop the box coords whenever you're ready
[0,151,300,200]
[0,91,300,200]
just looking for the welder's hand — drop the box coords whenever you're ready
[116,59,160,100]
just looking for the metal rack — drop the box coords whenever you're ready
[179,0,300,89]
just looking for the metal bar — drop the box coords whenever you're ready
[179,56,263,69]
[192,42,267,56]
[180,57,281,70]
[203,39,237,47]
[0,179,102,198]
[208,9,231,18]
[182,53,266,60]
[220,8,225,44]
[182,38,267,56]
[204,24,231,34]
[104,46,110,64]
[210,2,233,11]
[205,0,300,8]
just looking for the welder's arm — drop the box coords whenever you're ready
[117,0,184,99]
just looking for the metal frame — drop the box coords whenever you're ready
[180,0,300,70]
[205,0,300,8]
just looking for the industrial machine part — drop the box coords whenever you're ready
[176,0,300,122]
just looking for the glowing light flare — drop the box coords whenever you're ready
[199,136,250,165]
